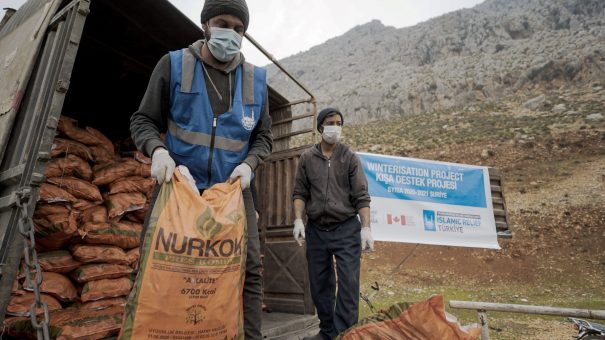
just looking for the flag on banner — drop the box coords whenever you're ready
[387,214,406,225]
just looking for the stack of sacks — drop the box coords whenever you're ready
[4,116,154,339]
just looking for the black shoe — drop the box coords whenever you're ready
[302,333,327,340]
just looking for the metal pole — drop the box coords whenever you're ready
[450,300,605,320]
[244,33,315,101]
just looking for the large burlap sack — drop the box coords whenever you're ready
[6,293,62,317]
[119,172,247,340]
[51,138,93,160]
[5,305,124,340]
[78,221,142,249]
[81,277,133,302]
[71,244,130,265]
[337,295,480,340]
[47,176,103,202]
[44,154,93,180]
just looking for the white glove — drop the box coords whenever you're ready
[361,226,374,251]
[176,165,198,193]
[229,163,252,190]
[151,148,175,185]
[293,219,305,246]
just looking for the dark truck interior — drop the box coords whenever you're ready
[60,0,203,141]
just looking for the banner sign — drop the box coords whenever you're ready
[357,152,500,249]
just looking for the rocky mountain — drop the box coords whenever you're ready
[266,0,605,123]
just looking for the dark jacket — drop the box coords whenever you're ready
[129,40,272,171]
[293,143,371,227]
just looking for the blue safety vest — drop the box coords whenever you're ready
[165,48,266,189]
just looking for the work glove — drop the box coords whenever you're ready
[176,165,198,193]
[293,219,305,246]
[361,226,374,251]
[229,163,252,190]
[151,148,175,185]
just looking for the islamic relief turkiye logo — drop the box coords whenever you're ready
[423,210,436,232]
[186,305,206,325]
[241,108,255,131]
[196,207,222,238]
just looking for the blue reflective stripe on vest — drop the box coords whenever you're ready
[165,48,266,189]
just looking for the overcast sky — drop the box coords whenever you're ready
[2,0,484,65]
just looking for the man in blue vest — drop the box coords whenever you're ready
[130,0,272,338]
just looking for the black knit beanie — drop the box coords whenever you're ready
[200,0,249,31]
[317,107,344,131]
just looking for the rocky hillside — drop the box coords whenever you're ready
[266,0,605,123]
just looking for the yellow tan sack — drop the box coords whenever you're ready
[119,172,246,340]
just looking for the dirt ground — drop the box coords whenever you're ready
[351,85,605,339]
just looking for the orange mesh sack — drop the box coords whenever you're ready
[119,171,247,340]
[33,211,78,250]
[47,176,103,202]
[44,154,93,181]
[92,159,140,186]
[108,176,155,195]
[105,192,147,219]
[50,138,93,160]
[25,272,78,302]
[78,221,142,249]
[72,263,133,283]
[71,244,130,265]
[6,293,62,317]
[37,250,81,273]
[81,205,108,223]
[81,277,133,302]
[57,116,102,146]
[5,305,124,340]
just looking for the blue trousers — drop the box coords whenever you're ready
[306,216,361,339]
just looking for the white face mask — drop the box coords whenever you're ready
[322,125,342,144]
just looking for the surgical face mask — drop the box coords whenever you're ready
[206,26,243,62]
[322,125,342,144]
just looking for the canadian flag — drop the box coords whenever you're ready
[387,214,406,225]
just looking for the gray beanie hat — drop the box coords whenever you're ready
[200,0,249,31]
[317,107,344,131]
